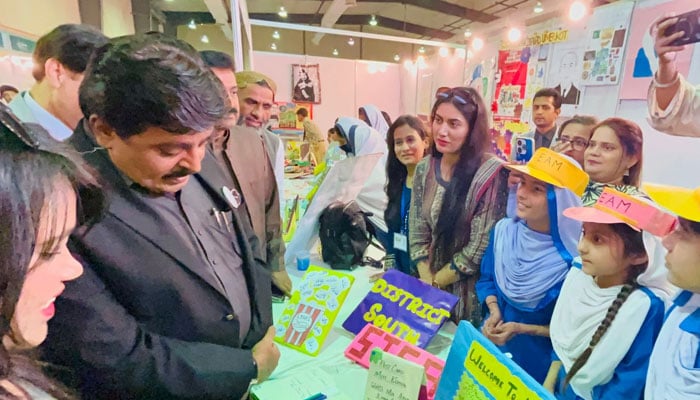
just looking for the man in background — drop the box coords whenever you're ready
[235,71,286,206]
[296,106,328,165]
[509,88,562,161]
[9,24,107,140]
[201,50,291,295]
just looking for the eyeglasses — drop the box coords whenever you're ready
[0,103,40,149]
[435,87,474,107]
[558,136,589,151]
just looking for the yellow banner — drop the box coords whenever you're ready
[464,341,542,400]
[525,29,569,46]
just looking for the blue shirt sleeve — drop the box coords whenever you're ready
[476,230,498,304]
[591,290,665,400]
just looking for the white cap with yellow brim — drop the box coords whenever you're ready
[563,187,677,237]
[643,183,700,223]
[505,147,589,197]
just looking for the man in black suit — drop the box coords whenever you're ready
[42,34,279,399]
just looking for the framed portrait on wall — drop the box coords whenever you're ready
[292,64,321,104]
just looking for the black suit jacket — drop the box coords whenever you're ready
[43,122,272,399]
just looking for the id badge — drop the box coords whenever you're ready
[393,233,408,252]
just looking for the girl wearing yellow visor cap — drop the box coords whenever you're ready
[476,148,588,383]
[545,187,676,399]
[644,183,700,399]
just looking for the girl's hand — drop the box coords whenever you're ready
[482,307,502,334]
[488,321,520,346]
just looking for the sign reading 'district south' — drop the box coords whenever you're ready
[342,270,458,348]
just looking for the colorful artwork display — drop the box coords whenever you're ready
[580,1,634,86]
[345,324,445,400]
[494,49,529,119]
[274,266,354,356]
[434,322,555,400]
[342,270,458,348]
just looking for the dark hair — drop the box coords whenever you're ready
[533,88,563,110]
[296,107,309,118]
[564,223,648,388]
[0,85,18,96]
[0,104,103,399]
[679,217,700,236]
[430,87,491,268]
[381,111,392,126]
[557,115,598,139]
[590,117,644,186]
[80,34,227,139]
[32,24,107,81]
[384,115,428,232]
[199,50,235,72]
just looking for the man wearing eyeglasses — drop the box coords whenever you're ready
[8,24,107,141]
[42,34,279,399]
[509,88,563,162]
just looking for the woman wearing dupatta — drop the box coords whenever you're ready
[410,87,509,325]
[359,104,390,138]
[581,118,645,206]
[477,148,589,383]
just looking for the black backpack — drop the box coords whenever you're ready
[318,201,377,270]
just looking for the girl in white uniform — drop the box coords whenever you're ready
[644,184,700,399]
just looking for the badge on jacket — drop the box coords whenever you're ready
[221,186,241,209]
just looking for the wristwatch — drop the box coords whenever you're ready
[250,358,259,385]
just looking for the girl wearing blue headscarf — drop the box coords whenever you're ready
[476,148,589,383]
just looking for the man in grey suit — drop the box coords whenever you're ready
[42,34,279,399]
[9,24,106,140]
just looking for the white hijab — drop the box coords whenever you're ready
[359,105,390,137]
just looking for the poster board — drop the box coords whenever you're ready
[435,322,555,400]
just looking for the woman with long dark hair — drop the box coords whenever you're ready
[0,104,102,399]
[384,115,429,275]
[409,87,509,324]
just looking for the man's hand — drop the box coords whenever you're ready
[271,270,293,297]
[252,327,280,382]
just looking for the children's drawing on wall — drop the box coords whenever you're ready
[621,0,697,99]
[494,48,529,119]
[580,1,633,87]
[547,44,585,113]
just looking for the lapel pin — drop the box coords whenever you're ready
[222,186,241,209]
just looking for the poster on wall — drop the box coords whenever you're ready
[579,1,634,86]
[269,102,307,134]
[620,0,698,100]
[494,48,529,119]
[292,64,321,104]
[547,42,585,114]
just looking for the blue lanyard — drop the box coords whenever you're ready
[400,185,411,235]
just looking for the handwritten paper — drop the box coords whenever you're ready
[275,266,355,356]
[250,367,347,400]
[345,324,444,400]
[364,349,424,400]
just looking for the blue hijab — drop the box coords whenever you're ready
[493,184,582,311]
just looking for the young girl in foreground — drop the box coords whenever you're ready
[545,188,675,399]
[644,183,700,399]
[477,148,588,383]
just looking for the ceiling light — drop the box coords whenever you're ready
[508,27,522,43]
[332,48,339,56]
[418,46,426,54]
[348,37,355,46]
[278,6,288,18]
[271,43,277,50]
[393,54,400,62]
[272,30,280,39]
[188,19,196,30]
[472,37,484,51]
[439,47,449,57]
[200,35,209,44]
[569,1,587,21]
[534,1,544,13]
[369,15,378,26]
[464,29,472,38]
[456,48,466,59]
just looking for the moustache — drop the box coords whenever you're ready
[163,168,194,180]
